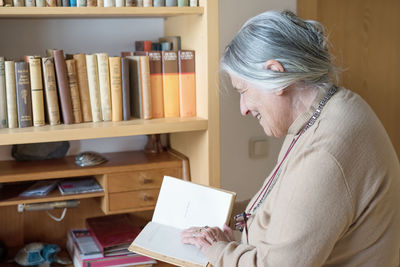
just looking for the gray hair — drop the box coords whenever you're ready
[221,10,338,92]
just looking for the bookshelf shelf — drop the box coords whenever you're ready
[0,117,208,145]
[0,6,204,18]
[0,185,105,207]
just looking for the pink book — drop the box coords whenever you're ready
[74,251,156,267]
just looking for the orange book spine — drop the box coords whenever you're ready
[178,50,196,117]
[161,51,179,118]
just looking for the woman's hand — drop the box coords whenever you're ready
[180,224,235,254]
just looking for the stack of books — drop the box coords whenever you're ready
[67,214,156,267]
[0,36,196,129]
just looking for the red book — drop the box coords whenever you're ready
[74,252,156,267]
[86,214,141,256]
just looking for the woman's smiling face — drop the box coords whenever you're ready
[230,74,291,138]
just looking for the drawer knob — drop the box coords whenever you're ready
[142,178,153,184]
[143,195,154,201]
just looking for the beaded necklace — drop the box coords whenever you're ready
[234,85,338,244]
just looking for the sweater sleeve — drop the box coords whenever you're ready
[204,149,354,267]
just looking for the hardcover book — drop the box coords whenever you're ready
[178,50,196,117]
[96,53,112,121]
[5,60,18,128]
[28,56,45,126]
[58,177,103,195]
[135,51,164,118]
[0,57,7,128]
[86,214,142,256]
[126,56,152,120]
[53,49,74,124]
[66,229,103,260]
[86,54,102,122]
[109,57,123,122]
[121,57,131,121]
[15,61,33,128]
[135,41,152,52]
[73,54,92,122]
[158,36,181,51]
[129,176,236,267]
[66,59,83,123]
[42,57,61,125]
[161,51,180,117]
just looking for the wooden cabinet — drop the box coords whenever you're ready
[0,1,220,263]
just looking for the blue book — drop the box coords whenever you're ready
[70,0,77,6]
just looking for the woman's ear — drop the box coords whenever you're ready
[264,60,285,72]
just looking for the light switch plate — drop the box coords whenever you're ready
[249,137,268,159]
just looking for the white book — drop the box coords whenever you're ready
[129,176,236,267]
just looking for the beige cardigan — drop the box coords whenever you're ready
[205,88,400,266]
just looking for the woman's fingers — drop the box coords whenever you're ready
[223,224,235,241]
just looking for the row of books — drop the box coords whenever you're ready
[0,0,197,7]
[0,48,196,128]
[67,214,156,267]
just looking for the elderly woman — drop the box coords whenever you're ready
[181,10,400,267]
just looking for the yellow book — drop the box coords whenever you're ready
[28,56,45,126]
[109,57,122,122]
[161,51,180,118]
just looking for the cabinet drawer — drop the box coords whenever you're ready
[108,168,181,193]
[108,189,159,211]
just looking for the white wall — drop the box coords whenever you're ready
[219,0,297,201]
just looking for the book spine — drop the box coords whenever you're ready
[53,49,74,124]
[96,53,112,121]
[109,57,122,122]
[165,0,175,6]
[161,51,180,117]
[66,59,83,124]
[143,0,151,6]
[4,0,12,5]
[0,57,7,128]
[45,0,56,5]
[136,0,143,6]
[13,0,24,6]
[177,0,187,6]
[153,0,163,6]
[139,56,152,120]
[178,50,196,117]
[115,0,123,7]
[28,57,45,126]
[86,0,95,6]
[104,0,113,6]
[85,54,102,122]
[70,0,76,5]
[189,0,196,6]
[36,0,45,5]
[62,0,69,5]
[121,57,131,121]
[148,51,164,118]
[77,0,86,6]
[73,54,92,122]
[135,41,152,52]
[15,62,33,128]
[127,56,142,118]
[97,0,103,6]
[42,57,61,125]
[5,61,18,128]
[125,0,133,6]
[25,0,35,6]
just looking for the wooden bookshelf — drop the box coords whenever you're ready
[0,117,208,145]
[0,1,220,263]
[0,6,204,18]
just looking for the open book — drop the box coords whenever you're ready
[129,176,236,267]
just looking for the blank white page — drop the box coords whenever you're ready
[133,221,208,266]
[152,176,235,230]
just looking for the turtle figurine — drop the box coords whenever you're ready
[14,243,71,267]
